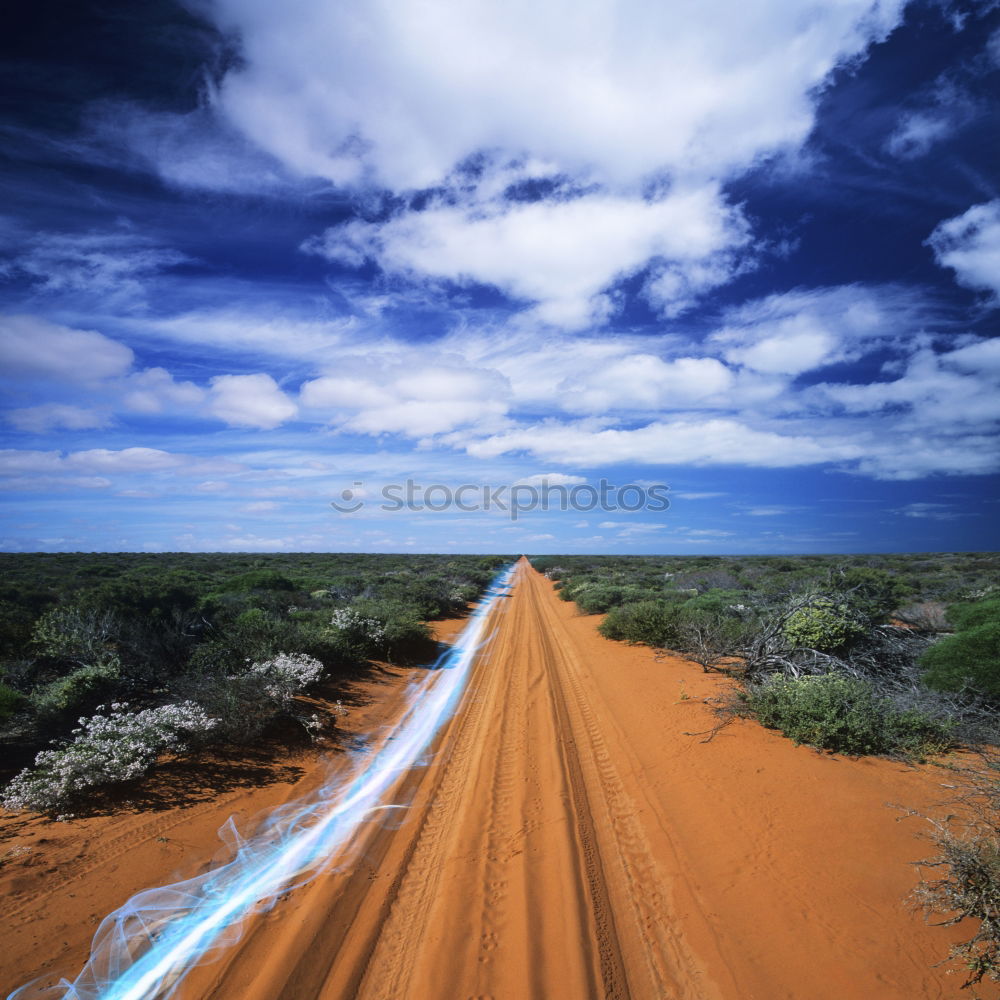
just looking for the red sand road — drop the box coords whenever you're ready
[1,558,993,999]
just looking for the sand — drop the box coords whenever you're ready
[1,558,993,999]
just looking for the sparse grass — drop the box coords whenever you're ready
[910,756,1000,990]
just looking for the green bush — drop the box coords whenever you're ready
[220,570,298,593]
[31,605,119,664]
[348,599,432,657]
[946,598,1000,633]
[0,681,25,722]
[574,586,627,615]
[783,599,865,652]
[747,674,953,756]
[186,608,300,675]
[598,600,681,648]
[831,567,914,622]
[921,621,1000,700]
[29,658,122,721]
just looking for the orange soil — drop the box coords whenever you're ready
[1,559,993,999]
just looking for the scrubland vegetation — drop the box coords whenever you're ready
[0,552,509,815]
[532,551,1000,987]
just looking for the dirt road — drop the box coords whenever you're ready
[174,559,974,1000]
[4,559,984,1000]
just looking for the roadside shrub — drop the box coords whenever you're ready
[830,567,914,622]
[574,586,627,615]
[328,607,388,659]
[180,652,323,743]
[186,608,299,675]
[2,701,217,815]
[347,599,431,658]
[747,674,953,756]
[947,598,1000,633]
[250,651,324,700]
[29,658,122,721]
[677,611,754,673]
[31,605,119,664]
[598,600,681,648]
[921,622,1000,700]
[910,757,1000,988]
[783,599,866,653]
[0,681,25,722]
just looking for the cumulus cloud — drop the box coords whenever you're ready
[208,0,905,191]
[709,285,900,375]
[207,374,299,429]
[307,185,749,328]
[300,364,510,436]
[558,355,734,413]
[927,200,1000,301]
[6,404,111,434]
[122,367,206,414]
[813,346,1000,426]
[0,315,134,383]
[183,0,911,330]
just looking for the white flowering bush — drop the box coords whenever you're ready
[249,652,324,701]
[2,701,217,815]
[180,652,324,743]
[329,607,387,652]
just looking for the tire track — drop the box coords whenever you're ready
[355,615,512,1000]
[527,569,716,1000]
[474,612,524,984]
[527,584,632,1000]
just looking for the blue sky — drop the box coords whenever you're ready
[1,0,998,554]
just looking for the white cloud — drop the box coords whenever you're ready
[208,373,299,429]
[885,111,955,159]
[66,448,187,473]
[308,185,748,328]
[559,355,734,413]
[0,315,134,383]
[122,367,205,414]
[180,0,913,332]
[146,311,354,361]
[208,0,905,191]
[3,231,189,305]
[944,337,1000,375]
[709,285,898,375]
[515,473,587,487]
[6,404,110,433]
[240,501,281,513]
[0,448,247,491]
[813,347,1000,425]
[467,418,863,468]
[301,364,510,436]
[896,502,965,520]
[927,200,1000,301]
[87,103,300,196]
